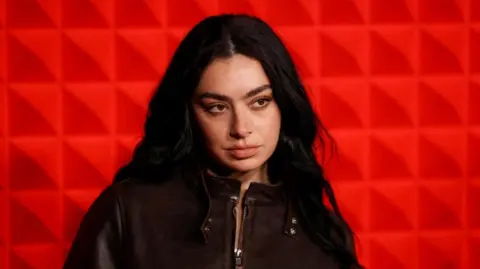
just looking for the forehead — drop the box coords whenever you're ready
[196,54,271,97]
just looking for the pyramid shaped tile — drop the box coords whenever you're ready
[370,80,416,128]
[369,236,416,269]
[116,0,161,28]
[468,132,480,177]
[63,0,112,28]
[323,133,367,181]
[10,245,63,269]
[332,185,366,232]
[62,31,113,82]
[63,190,102,241]
[6,0,59,28]
[10,252,32,269]
[418,80,466,127]
[370,29,415,75]
[0,246,5,269]
[473,0,480,21]
[320,0,365,24]
[314,132,337,167]
[467,184,480,228]
[469,236,480,268]
[115,137,140,169]
[219,0,261,16]
[312,130,336,165]
[277,29,318,79]
[370,0,414,24]
[166,0,216,27]
[369,133,415,179]
[0,140,5,188]
[0,82,5,135]
[8,139,59,190]
[0,191,5,244]
[62,246,70,262]
[264,0,316,26]
[116,84,153,135]
[419,0,465,22]
[419,235,464,269]
[418,132,464,178]
[63,194,86,242]
[7,32,59,82]
[320,30,367,77]
[63,138,113,189]
[0,0,4,27]
[319,82,368,129]
[419,184,463,230]
[420,29,465,75]
[63,85,113,135]
[7,85,59,136]
[470,81,480,124]
[354,234,367,262]
[10,192,61,244]
[165,29,188,62]
[471,28,480,74]
[116,31,165,81]
[370,185,415,231]
[0,33,4,81]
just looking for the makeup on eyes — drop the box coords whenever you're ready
[201,94,273,114]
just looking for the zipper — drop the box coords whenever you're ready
[234,248,243,268]
[234,204,247,269]
[231,196,249,269]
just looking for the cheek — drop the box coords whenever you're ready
[262,107,281,138]
[195,114,227,148]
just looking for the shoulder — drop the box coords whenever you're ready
[107,168,203,212]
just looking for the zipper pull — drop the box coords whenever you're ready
[234,248,243,267]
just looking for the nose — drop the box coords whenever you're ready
[229,109,252,139]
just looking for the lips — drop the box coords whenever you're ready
[226,146,260,159]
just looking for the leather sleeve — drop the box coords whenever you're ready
[63,185,125,269]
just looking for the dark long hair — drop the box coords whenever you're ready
[114,14,362,269]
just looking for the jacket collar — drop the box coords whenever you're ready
[201,172,286,205]
[198,171,299,242]
[178,162,299,242]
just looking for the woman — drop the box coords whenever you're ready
[63,14,363,269]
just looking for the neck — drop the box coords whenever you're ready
[205,161,270,184]
[206,165,269,200]
[199,152,270,187]
[211,166,268,182]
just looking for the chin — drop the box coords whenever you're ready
[223,157,266,173]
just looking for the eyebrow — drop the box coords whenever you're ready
[197,84,272,102]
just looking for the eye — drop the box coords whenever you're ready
[251,97,272,109]
[207,104,228,114]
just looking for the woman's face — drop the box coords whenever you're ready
[191,54,281,173]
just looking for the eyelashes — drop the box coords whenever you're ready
[250,97,273,109]
[205,104,227,114]
[203,96,274,115]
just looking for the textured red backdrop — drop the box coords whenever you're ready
[1,0,479,268]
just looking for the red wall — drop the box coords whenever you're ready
[0,0,479,268]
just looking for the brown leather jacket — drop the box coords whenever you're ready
[63,167,341,269]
